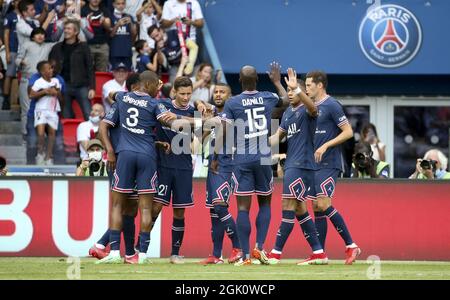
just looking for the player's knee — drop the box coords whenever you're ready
[173,208,185,219]
[123,200,138,217]
[295,202,308,215]
[213,204,229,216]
[314,199,331,212]
[281,198,297,211]
[152,202,162,216]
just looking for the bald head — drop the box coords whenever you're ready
[91,103,104,118]
[239,65,258,91]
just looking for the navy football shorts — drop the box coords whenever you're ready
[232,161,273,196]
[282,168,316,201]
[154,167,194,208]
[206,170,233,208]
[112,151,158,195]
[314,168,341,199]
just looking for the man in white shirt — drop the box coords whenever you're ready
[102,61,128,113]
[160,0,203,75]
[77,103,105,160]
[160,0,203,42]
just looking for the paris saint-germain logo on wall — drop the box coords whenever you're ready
[359,4,422,68]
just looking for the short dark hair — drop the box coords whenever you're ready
[126,73,140,91]
[173,76,193,91]
[161,82,173,98]
[147,25,159,37]
[37,60,50,74]
[215,82,231,94]
[354,141,372,156]
[135,39,147,53]
[18,0,33,14]
[30,27,46,40]
[306,70,328,89]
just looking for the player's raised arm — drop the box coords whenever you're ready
[267,61,288,104]
[284,68,318,117]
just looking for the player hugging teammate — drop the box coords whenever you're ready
[89,65,360,266]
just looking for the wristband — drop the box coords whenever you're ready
[293,86,302,95]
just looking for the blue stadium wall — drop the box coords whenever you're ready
[201,0,450,95]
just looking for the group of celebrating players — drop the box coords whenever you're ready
[88,62,361,266]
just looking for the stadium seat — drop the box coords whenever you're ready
[61,119,84,153]
[95,72,114,98]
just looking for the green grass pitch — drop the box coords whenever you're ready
[1,258,450,280]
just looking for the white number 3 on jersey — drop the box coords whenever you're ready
[126,107,139,127]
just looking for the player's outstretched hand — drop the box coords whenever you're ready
[107,151,116,172]
[267,61,281,83]
[160,111,178,124]
[284,68,298,90]
[314,144,328,163]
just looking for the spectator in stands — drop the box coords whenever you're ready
[110,0,136,70]
[75,139,107,176]
[2,0,20,111]
[49,19,95,120]
[34,0,65,42]
[136,0,162,49]
[16,27,56,135]
[102,61,128,112]
[190,62,213,104]
[77,103,105,160]
[160,0,203,76]
[52,0,94,42]
[409,149,450,180]
[147,24,179,78]
[123,0,143,20]
[29,60,63,166]
[351,141,390,179]
[81,0,111,72]
[26,58,66,164]
[134,39,159,73]
[16,0,56,48]
[361,123,386,162]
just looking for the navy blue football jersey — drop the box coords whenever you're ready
[115,91,167,157]
[156,99,195,170]
[314,96,349,170]
[220,91,281,164]
[279,104,316,170]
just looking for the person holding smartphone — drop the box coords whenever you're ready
[361,123,386,162]
[110,0,137,71]
[81,0,111,72]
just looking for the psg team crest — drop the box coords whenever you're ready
[359,4,422,68]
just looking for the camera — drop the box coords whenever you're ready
[89,160,101,173]
[354,152,368,169]
[0,156,6,170]
[420,159,437,171]
[279,158,286,168]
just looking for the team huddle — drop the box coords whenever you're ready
[88,64,361,266]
